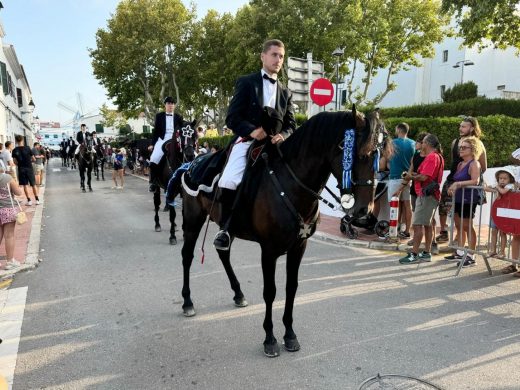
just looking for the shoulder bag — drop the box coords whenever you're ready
[6,183,27,224]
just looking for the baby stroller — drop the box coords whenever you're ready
[339,171,390,239]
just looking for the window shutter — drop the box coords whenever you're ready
[16,88,22,107]
[95,123,104,133]
[0,62,7,95]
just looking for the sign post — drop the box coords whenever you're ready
[309,78,334,107]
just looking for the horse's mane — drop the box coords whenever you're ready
[280,111,374,159]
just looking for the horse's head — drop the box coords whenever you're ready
[329,107,388,225]
[178,119,198,162]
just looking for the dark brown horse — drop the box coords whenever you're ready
[153,120,197,245]
[179,109,387,357]
[77,144,94,192]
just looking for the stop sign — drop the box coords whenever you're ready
[492,191,520,235]
[310,78,334,106]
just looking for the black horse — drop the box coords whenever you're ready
[77,144,94,192]
[153,120,197,245]
[179,109,387,357]
[93,144,106,181]
[68,144,77,170]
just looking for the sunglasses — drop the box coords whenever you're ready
[459,145,471,150]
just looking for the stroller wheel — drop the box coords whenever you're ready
[374,220,390,238]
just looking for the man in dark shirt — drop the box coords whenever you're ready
[12,135,40,206]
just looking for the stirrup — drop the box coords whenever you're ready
[213,230,231,250]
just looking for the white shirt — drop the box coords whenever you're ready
[165,113,174,139]
[261,69,277,108]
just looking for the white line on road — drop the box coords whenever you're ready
[0,286,28,390]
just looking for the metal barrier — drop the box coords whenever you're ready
[446,185,520,276]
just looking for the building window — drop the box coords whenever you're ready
[16,88,23,107]
[95,123,104,133]
[440,85,446,98]
[497,85,506,90]
[442,50,448,63]
[143,125,150,133]
[0,62,7,95]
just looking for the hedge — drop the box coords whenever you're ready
[384,115,520,168]
[380,97,520,119]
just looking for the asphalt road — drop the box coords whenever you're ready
[10,158,520,389]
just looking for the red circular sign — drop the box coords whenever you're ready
[310,78,334,106]
[492,191,520,235]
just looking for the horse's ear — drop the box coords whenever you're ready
[191,119,197,129]
[352,104,357,119]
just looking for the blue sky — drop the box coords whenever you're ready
[1,0,248,123]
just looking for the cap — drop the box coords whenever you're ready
[163,96,176,104]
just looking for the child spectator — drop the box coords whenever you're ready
[112,149,124,189]
[484,168,516,262]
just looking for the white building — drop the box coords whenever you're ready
[351,37,520,108]
[0,18,35,146]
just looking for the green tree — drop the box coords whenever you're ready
[89,0,195,122]
[442,0,520,50]
[442,81,478,102]
[337,0,448,106]
[99,103,128,129]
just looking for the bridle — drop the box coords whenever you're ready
[335,117,386,210]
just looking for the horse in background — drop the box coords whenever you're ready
[68,143,77,170]
[179,108,388,357]
[94,144,106,181]
[153,120,198,245]
[77,144,94,192]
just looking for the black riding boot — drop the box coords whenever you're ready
[149,162,159,192]
[213,188,237,250]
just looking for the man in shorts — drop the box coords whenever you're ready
[12,135,40,206]
[32,142,45,186]
[400,134,444,264]
[387,123,415,239]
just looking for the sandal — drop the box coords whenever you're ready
[501,264,517,274]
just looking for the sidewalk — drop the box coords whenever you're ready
[315,213,491,255]
[0,186,44,280]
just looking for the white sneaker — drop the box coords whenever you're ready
[35,200,40,205]
[26,200,32,206]
[5,259,21,270]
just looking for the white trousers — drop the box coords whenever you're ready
[218,139,253,190]
[150,137,167,164]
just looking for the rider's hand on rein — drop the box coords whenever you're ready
[250,127,267,141]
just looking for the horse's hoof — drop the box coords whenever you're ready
[169,237,177,245]
[234,297,248,307]
[82,189,86,193]
[183,307,196,317]
[283,337,300,352]
[89,188,93,192]
[155,226,161,232]
[96,178,99,181]
[263,341,280,358]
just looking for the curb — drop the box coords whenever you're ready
[312,231,453,253]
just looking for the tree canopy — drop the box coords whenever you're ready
[442,0,520,51]
[91,0,450,119]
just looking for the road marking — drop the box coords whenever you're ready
[0,279,12,290]
[52,168,61,172]
[0,287,28,389]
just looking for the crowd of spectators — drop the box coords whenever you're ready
[374,117,520,271]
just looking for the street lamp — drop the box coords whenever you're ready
[453,60,474,84]
[332,48,344,110]
[204,109,210,127]
[21,98,35,115]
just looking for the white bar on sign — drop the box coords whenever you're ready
[313,88,332,96]
[497,207,520,220]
